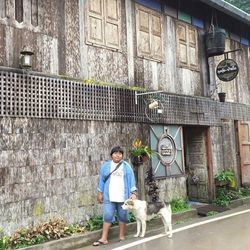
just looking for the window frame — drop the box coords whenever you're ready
[85,0,122,51]
[135,3,163,62]
[176,21,199,71]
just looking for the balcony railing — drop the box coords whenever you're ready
[0,67,250,125]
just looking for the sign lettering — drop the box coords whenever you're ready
[216,59,239,82]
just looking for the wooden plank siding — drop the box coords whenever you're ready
[0,0,249,102]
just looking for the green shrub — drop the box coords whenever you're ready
[85,212,136,231]
[215,187,243,207]
[239,187,250,197]
[170,199,191,213]
[9,217,85,249]
[128,212,136,223]
[0,234,10,250]
[84,215,103,231]
[0,228,10,250]
[215,187,231,206]
[214,170,236,188]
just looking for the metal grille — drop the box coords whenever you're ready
[1,69,250,126]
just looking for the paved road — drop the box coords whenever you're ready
[81,205,250,250]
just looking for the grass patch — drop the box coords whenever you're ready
[207,211,219,216]
[170,199,192,213]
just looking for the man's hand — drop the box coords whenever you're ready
[130,193,137,200]
[97,192,103,204]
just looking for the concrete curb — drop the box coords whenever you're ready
[21,209,197,250]
[228,196,250,209]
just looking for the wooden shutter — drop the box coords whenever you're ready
[87,0,105,45]
[151,13,162,59]
[136,5,151,57]
[177,24,188,66]
[238,121,250,186]
[136,4,163,61]
[188,27,198,68]
[105,0,120,49]
[177,23,198,69]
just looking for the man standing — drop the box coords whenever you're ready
[93,146,137,246]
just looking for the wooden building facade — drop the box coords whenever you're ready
[0,0,250,234]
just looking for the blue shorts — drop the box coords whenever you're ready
[103,201,129,223]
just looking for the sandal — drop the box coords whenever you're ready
[92,240,108,246]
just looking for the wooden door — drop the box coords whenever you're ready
[184,127,209,202]
[238,121,250,186]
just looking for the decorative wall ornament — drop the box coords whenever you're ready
[134,90,164,122]
[157,128,177,166]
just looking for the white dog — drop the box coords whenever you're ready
[122,199,172,238]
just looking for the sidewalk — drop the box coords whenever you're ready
[21,209,197,250]
[21,197,250,250]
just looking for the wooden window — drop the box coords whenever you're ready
[135,3,163,61]
[86,0,121,50]
[0,0,6,18]
[31,0,38,26]
[15,0,23,23]
[177,23,198,70]
[6,0,38,26]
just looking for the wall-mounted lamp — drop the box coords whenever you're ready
[148,99,159,109]
[19,46,34,69]
[135,90,164,116]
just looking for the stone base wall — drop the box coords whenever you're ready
[1,117,222,235]
[0,117,151,234]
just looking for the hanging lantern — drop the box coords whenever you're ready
[19,47,34,69]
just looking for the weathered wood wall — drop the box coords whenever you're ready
[0,0,249,102]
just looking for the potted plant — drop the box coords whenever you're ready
[218,92,226,102]
[129,139,152,166]
[214,169,236,188]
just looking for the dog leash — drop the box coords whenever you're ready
[103,161,123,183]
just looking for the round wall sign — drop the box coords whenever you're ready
[216,59,239,82]
[157,134,176,166]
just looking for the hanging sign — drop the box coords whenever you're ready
[216,59,239,82]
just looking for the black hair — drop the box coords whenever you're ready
[110,146,124,156]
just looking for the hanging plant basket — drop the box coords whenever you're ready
[141,154,149,163]
[131,155,143,166]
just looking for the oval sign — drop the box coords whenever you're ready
[157,134,177,166]
[216,59,239,82]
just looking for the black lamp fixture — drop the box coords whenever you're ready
[19,46,34,69]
